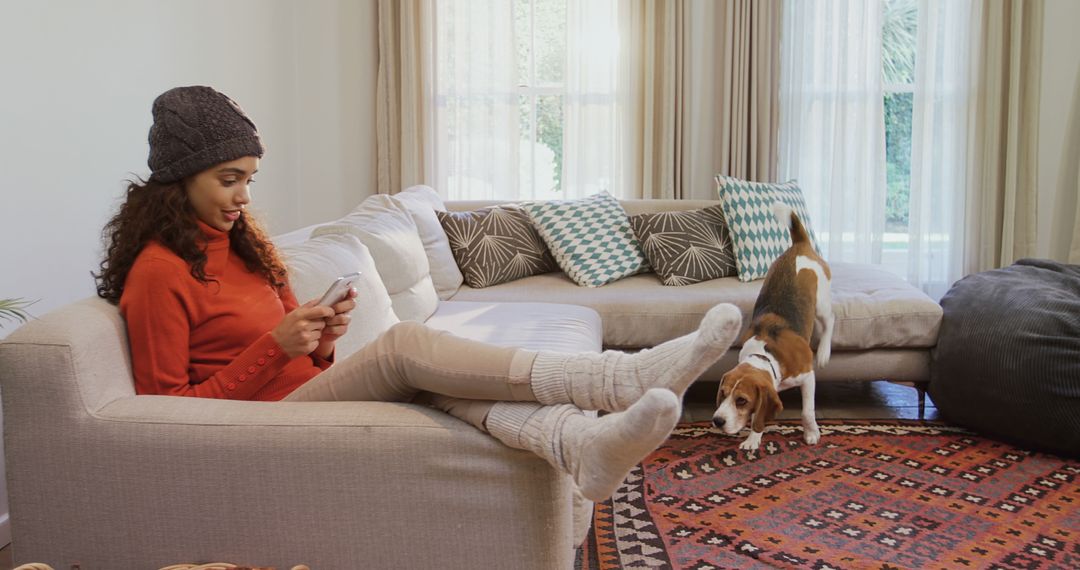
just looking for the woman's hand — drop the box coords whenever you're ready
[272,301,337,358]
[313,288,358,359]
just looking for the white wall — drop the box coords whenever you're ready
[1037,0,1080,260]
[0,0,378,546]
[0,0,378,333]
[292,1,380,226]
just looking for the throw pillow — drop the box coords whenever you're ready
[522,191,649,288]
[280,233,400,359]
[630,205,737,286]
[715,175,822,282]
[391,185,464,300]
[312,194,439,322]
[436,206,559,288]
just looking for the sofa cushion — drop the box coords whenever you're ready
[630,205,737,286]
[424,301,602,353]
[449,262,940,350]
[522,191,649,288]
[390,185,464,300]
[715,175,822,282]
[279,233,400,358]
[312,194,438,322]
[437,206,560,288]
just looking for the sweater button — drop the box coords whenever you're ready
[247,366,257,373]
[257,357,267,366]
[226,383,237,391]
[268,348,277,356]
[238,374,247,382]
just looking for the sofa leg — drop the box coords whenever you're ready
[914,382,929,420]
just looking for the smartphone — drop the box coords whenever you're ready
[316,272,361,307]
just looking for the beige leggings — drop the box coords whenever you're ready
[283,321,540,429]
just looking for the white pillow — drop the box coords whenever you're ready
[280,233,400,359]
[312,194,439,322]
[391,185,464,300]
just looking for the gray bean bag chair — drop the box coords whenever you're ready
[930,259,1080,457]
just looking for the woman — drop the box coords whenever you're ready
[95,86,742,502]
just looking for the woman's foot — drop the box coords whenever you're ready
[563,388,681,500]
[485,389,681,502]
[531,303,742,411]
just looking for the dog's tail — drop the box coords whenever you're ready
[770,202,810,246]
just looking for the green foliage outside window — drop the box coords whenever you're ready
[885,92,913,231]
[882,0,917,85]
[535,96,563,191]
[882,0,917,232]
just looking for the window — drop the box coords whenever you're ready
[882,0,917,276]
[515,0,567,199]
[435,0,624,201]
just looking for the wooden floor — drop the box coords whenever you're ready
[681,378,939,424]
[0,380,938,569]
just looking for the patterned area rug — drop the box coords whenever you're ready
[576,421,1080,570]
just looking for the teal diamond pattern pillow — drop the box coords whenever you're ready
[522,192,648,287]
[715,175,822,282]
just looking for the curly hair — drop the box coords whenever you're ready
[94,178,287,304]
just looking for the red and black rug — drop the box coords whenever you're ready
[576,421,1080,570]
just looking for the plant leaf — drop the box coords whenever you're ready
[0,298,37,324]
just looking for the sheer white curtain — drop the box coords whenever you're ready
[908,0,973,299]
[433,0,519,200]
[583,0,761,202]
[780,0,977,296]
[431,1,784,203]
[778,0,887,264]
[562,0,627,199]
[435,0,628,200]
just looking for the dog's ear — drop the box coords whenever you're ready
[716,372,732,409]
[751,381,783,433]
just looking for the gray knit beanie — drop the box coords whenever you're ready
[147,86,265,184]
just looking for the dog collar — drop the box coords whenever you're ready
[749,352,780,382]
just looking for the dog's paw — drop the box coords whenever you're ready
[803,425,821,445]
[739,431,763,450]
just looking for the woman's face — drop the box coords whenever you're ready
[185,156,259,232]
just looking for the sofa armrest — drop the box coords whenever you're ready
[2,298,582,568]
[8,395,577,569]
[94,394,467,429]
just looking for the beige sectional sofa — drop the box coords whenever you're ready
[446,199,943,386]
[0,189,941,569]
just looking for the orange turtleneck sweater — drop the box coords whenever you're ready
[120,221,331,401]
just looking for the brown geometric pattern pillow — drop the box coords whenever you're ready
[437,206,560,288]
[629,205,737,286]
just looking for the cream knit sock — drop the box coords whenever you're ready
[530,303,742,411]
[485,389,680,502]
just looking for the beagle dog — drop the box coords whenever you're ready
[712,203,834,450]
